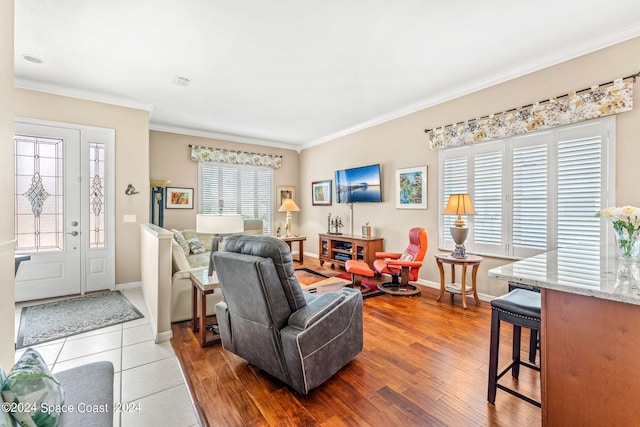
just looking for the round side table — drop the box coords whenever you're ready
[435,253,482,309]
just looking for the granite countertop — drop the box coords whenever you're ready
[488,244,640,305]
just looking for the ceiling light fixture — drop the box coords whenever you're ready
[22,54,43,64]
[174,76,191,87]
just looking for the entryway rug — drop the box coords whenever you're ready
[16,291,144,349]
[294,268,383,299]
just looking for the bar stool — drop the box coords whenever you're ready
[488,288,541,407]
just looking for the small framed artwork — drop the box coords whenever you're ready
[396,166,427,209]
[312,180,332,206]
[166,187,194,209]
[276,186,296,207]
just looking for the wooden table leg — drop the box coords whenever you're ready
[450,264,455,301]
[472,264,481,306]
[436,259,445,301]
[298,240,304,263]
[461,263,468,309]
[199,289,207,346]
[191,283,198,333]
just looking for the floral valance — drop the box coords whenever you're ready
[426,74,638,150]
[190,145,283,169]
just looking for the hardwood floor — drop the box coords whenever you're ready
[171,257,541,426]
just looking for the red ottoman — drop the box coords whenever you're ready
[345,260,375,291]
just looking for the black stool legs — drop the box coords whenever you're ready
[487,289,541,407]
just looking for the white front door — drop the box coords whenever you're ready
[14,121,115,302]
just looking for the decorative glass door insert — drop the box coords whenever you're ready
[15,135,65,252]
[89,142,105,249]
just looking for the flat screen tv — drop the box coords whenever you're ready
[335,164,382,203]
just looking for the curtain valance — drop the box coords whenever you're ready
[190,145,283,169]
[426,73,638,150]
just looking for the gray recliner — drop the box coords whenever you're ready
[213,235,363,395]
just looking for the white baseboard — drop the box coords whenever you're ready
[414,278,494,302]
[155,330,173,343]
[115,281,142,290]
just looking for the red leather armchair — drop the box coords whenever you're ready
[375,227,428,296]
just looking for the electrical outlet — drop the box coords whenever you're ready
[123,215,136,223]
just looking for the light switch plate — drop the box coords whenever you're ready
[123,215,136,223]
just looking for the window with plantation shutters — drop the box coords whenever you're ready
[512,133,549,258]
[199,162,273,235]
[472,146,503,254]
[439,117,614,259]
[441,155,468,247]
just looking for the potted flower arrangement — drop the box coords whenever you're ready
[600,206,640,260]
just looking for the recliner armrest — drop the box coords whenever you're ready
[288,292,346,330]
[386,260,423,268]
[375,251,402,259]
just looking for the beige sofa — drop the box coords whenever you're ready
[170,220,263,322]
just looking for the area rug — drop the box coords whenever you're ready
[294,268,383,299]
[16,291,144,349]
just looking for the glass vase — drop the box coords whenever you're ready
[614,227,640,260]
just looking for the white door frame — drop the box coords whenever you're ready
[14,118,115,300]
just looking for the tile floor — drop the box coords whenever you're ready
[14,287,199,427]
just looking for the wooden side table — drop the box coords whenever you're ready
[278,235,306,263]
[435,253,482,309]
[190,269,222,347]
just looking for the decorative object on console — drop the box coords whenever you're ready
[396,166,427,209]
[442,193,476,259]
[312,180,332,206]
[362,222,371,238]
[600,205,640,260]
[327,213,343,235]
[278,197,300,237]
[166,187,194,209]
[150,179,171,227]
[196,213,244,276]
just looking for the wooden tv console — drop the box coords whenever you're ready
[318,233,383,269]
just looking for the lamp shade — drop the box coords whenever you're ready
[278,198,300,213]
[442,194,477,216]
[196,214,244,234]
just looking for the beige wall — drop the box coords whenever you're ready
[0,0,15,369]
[149,130,299,231]
[300,36,640,298]
[14,89,150,285]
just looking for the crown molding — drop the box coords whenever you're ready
[14,78,154,111]
[149,123,301,152]
[301,24,640,150]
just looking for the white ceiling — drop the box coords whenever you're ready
[14,1,640,150]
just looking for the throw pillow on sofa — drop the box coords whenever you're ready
[187,237,206,254]
[172,230,191,256]
[181,231,213,252]
[1,348,65,427]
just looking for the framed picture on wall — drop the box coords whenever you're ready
[166,187,194,209]
[312,180,332,206]
[396,166,427,209]
[276,186,296,207]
